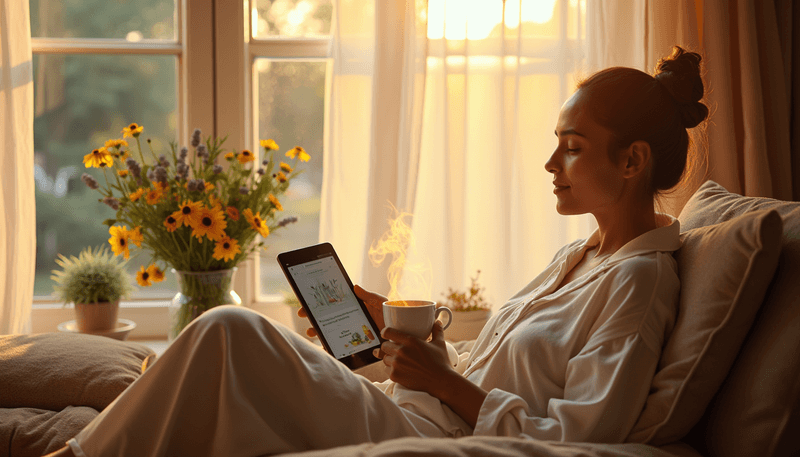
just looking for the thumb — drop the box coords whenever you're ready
[431,320,446,344]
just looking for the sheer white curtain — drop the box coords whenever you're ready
[322,0,592,310]
[0,0,35,334]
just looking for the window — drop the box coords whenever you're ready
[30,0,332,335]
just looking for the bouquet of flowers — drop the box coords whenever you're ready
[80,123,307,333]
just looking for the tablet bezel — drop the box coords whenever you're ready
[277,242,384,370]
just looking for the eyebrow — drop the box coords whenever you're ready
[554,129,587,138]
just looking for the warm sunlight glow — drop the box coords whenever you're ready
[427,0,558,40]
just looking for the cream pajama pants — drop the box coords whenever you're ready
[68,306,451,456]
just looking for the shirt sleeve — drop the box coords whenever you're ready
[472,333,659,442]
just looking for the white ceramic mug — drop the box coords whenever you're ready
[382,300,453,340]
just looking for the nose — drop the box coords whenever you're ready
[544,149,560,174]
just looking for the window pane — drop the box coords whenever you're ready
[33,54,178,300]
[255,59,327,296]
[30,0,176,40]
[252,0,332,38]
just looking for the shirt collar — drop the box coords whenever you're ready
[582,213,681,264]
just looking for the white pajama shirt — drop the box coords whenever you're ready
[69,216,680,456]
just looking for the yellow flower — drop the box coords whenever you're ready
[147,264,165,283]
[128,226,143,247]
[280,162,293,173]
[105,139,129,149]
[172,200,203,228]
[260,139,279,150]
[204,182,215,192]
[224,152,235,161]
[164,214,178,232]
[191,205,227,242]
[226,206,240,221]
[275,171,287,183]
[83,148,113,168]
[268,194,283,211]
[208,193,222,210]
[285,146,310,162]
[117,170,129,177]
[108,226,131,259]
[213,237,241,262]
[136,265,152,287]
[145,187,163,205]
[122,123,144,138]
[243,208,269,238]
[129,188,145,202]
[238,149,255,164]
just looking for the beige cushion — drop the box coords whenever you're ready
[0,406,98,456]
[0,332,155,411]
[626,207,783,444]
[676,180,800,457]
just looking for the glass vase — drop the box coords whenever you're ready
[169,268,242,342]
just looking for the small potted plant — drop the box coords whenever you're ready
[51,246,135,333]
[440,270,492,342]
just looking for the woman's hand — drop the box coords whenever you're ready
[297,284,387,338]
[379,321,457,396]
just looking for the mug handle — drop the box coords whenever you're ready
[434,306,453,331]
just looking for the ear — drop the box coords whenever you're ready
[619,140,651,179]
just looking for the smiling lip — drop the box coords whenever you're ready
[553,183,570,193]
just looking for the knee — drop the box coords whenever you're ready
[189,305,267,337]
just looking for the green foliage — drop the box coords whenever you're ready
[281,289,301,308]
[51,246,135,305]
[440,270,491,312]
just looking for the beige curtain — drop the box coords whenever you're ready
[701,0,794,200]
[0,0,35,334]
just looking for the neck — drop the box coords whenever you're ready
[590,195,660,258]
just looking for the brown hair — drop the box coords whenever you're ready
[576,46,709,195]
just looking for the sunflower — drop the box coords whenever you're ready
[128,226,144,247]
[191,205,227,242]
[285,146,310,162]
[224,152,235,161]
[83,148,113,168]
[243,208,269,238]
[164,214,179,232]
[280,162,293,173]
[213,237,241,262]
[208,193,222,210]
[172,200,203,228]
[117,170,129,177]
[268,194,283,211]
[129,188,145,202]
[226,206,240,221]
[122,123,144,138]
[145,187,163,205]
[204,182,215,192]
[136,265,152,286]
[147,264,165,283]
[275,171,287,183]
[260,139,279,150]
[237,149,255,164]
[108,226,131,259]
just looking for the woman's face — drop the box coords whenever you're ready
[544,89,626,216]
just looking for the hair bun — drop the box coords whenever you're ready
[655,46,709,128]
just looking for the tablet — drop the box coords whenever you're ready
[277,242,383,370]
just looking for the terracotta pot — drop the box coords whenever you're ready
[74,300,120,333]
[445,309,492,342]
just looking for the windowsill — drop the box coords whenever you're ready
[31,300,296,339]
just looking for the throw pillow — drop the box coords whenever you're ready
[626,208,783,445]
[0,406,98,456]
[677,180,800,457]
[0,332,155,411]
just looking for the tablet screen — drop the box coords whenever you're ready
[286,255,381,359]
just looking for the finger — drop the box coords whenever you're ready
[297,307,307,318]
[381,327,414,345]
[431,320,445,344]
[354,284,388,302]
[305,327,317,337]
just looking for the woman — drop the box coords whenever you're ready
[50,46,708,456]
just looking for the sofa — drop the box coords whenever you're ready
[1,180,798,457]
